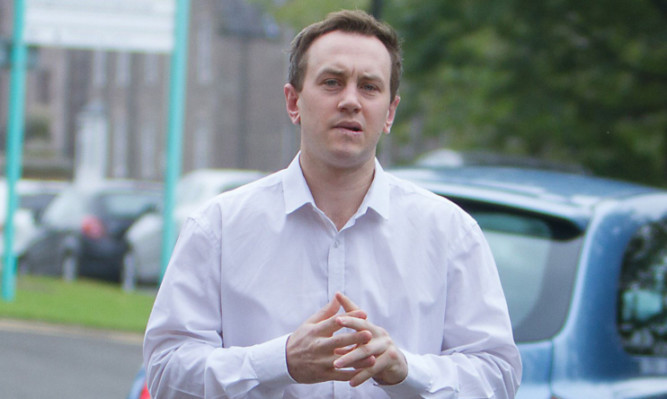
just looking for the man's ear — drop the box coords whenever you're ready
[383,95,401,134]
[284,84,301,125]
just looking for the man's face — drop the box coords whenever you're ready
[284,30,400,171]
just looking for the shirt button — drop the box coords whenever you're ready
[334,240,340,248]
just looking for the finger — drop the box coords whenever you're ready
[334,346,354,356]
[335,314,373,333]
[347,351,394,387]
[333,339,384,370]
[306,296,341,324]
[349,347,408,387]
[328,368,361,382]
[338,355,376,370]
[344,309,368,320]
[346,352,389,387]
[349,365,376,387]
[335,292,361,313]
[314,309,368,337]
[327,329,372,353]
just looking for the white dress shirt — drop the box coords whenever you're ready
[144,155,522,399]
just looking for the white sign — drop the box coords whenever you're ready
[24,0,175,53]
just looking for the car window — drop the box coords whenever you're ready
[99,191,161,219]
[454,200,584,342]
[20,193,58,214]
[618,217,667,356]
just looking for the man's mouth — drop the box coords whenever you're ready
[335,122,363,132]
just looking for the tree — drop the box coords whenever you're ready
[385,0,667,186]
[251,0,372,31]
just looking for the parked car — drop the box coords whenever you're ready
[16,179,70,224]
[122,169,265,290]
[0,179,69,262]
[20,180,163,282]
[128,165,667,399]
[391,165,667,398]
[415,147,590,174]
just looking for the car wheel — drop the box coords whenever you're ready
[61,252,79,282]
[122,249,138,291]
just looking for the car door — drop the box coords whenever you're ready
[22,190,85,276]
[614,209,667,399]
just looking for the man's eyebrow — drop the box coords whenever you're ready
[359,72,384,82]
[315,68,386,87]
[316,67,346,78]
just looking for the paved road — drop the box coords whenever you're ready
[0,319,143,399]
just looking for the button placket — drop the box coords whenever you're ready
[327,234,345,300]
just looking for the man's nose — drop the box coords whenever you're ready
[337,84,361,113]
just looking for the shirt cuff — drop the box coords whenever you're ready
[377,350,433,398]
[248,334,297,386]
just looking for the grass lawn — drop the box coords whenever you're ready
[0,275,156,333]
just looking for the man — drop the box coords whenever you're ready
[144,9,522,398]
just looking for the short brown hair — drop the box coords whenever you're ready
[288,9,402,102]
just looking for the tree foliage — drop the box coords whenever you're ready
[252,0,372,31]
[258,0,666,186]
[385,0,666,186]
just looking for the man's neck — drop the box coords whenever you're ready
[299,156,375,231]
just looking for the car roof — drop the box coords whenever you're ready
[69,179,163,193]
[390,166,664,228]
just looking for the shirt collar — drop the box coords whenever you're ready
[283,154,316,214]
[282,153,391,220]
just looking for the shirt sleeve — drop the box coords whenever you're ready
[143,216,296,399]
[379,221,522,399]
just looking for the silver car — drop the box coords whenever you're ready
[122,169,265,290]
[0,179,69,262]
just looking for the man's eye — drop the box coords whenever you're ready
[324,79,340,87]
[362,84,379,92]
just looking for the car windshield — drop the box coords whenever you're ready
[100,191,161,218]
[455,200,584,342]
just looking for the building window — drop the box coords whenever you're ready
[112,117,128,177]
[115,52,131,87]
[93,50,107,88]
[141,122,157,179]
[196,20,213,85]
[193,119,210,169]
[144,53,159,86]
[618,218,667,356]
[37,69,51,104]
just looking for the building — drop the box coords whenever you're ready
[0,0,298,181]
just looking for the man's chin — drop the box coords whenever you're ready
[326,149,376,170]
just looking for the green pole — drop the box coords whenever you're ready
[160,0,190,280]
[2,0,27,302]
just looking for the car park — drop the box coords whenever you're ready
[20,180,162,282]
[127,165,667,399]
[122,169,265,290]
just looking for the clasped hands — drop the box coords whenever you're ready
[286,292,408,387]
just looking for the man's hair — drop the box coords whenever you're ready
[288,9,402,102]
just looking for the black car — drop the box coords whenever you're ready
[21,180,162,282]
